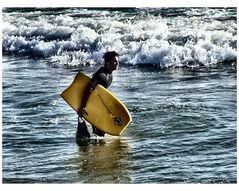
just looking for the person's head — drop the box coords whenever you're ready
[103,51,119,72]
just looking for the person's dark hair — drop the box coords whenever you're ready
[103,51,119,63]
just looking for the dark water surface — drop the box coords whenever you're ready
[2,56,236,183]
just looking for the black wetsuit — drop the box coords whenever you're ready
[91,66,113,89]
[76,66,113,138]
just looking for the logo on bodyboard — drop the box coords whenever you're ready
[113,116,122,126]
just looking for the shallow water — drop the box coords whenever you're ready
[2,56,237,183]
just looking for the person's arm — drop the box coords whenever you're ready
[78,80,97,116]
[81,82,92,108]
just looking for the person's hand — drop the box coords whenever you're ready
[77,107,88,116]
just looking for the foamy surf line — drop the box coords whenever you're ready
[2,7,237,68]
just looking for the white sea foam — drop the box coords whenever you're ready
[2,8,237,68]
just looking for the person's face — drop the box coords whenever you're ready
[106,56,119,71]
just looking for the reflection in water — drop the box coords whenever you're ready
[74,137,132,183]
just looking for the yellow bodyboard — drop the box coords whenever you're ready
[60,72,132,136]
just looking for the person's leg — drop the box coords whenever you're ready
[76,116,90,138]
[92,126,105,137]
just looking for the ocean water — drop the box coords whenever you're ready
[2,8,237,183]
